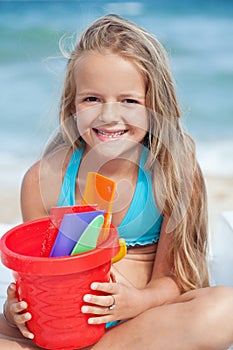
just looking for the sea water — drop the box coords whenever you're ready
[0,0,233,187]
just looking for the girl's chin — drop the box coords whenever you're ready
[86,140,141,160]
[92,141,123,156]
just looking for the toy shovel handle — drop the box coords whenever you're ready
[111,238,127,264]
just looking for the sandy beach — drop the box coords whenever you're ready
[0,173,232,233]
[0,183,22,225]
[205,175,233,231]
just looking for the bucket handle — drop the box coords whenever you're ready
[111,238,127,264]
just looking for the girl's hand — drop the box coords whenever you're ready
[81,266,144,325]
[4,283,34,340]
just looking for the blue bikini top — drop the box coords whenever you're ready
[57,146,163,247]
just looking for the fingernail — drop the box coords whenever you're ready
[91,283,98,290]
[25,313,31,320]
[20,301,27,309]
[28,333,34,339]
[81,306,89,313]
[83,294,91,302]
[88,318,94,324]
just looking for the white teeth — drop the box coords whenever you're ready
[97,130,125,138]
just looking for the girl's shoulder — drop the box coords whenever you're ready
[21,147,73,221]
[22,146,73,187]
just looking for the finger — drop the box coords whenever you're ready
[90,282,117,294]
[6,283,17,300]
[88,315,114,325]
[83,294,115,307]
[14,312,34,340]
[10,301,28,315]
[81,305,110,315]
[18,324,34,340]
[14,312,31,325]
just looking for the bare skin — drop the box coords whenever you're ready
[1,287,233,349]
[1,52,233,349]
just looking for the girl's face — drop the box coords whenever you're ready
[74,51,148,158]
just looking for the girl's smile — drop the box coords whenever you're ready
[93,128,129,141]
[74,51,148,156]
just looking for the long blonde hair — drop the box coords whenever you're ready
[53,14,209,291]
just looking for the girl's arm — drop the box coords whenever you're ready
[21,161,48,221]
[21,146,68,221]
[136,215,181,307]
[3,154,64,338]
[3,283,34,340]
[81,215,182,325]
[3,161,49,339]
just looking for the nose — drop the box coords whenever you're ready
[98,102,120,124]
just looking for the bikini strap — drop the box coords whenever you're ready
[57,147,85,207]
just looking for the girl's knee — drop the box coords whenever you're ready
[183,287,233,349]
[190,285,233,304]
[180,286,233,325]
[201,286,233,323]
[208,286,233,306]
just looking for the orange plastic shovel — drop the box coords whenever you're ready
[82,172,116,244]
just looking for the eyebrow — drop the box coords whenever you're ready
[76,91,101,96]
[76,90,145,99]
[119,92,145,99]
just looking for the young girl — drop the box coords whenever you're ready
[1,14,233,350]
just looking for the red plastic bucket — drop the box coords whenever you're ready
[0,218,120,349]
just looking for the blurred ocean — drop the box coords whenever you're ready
[0,0,233,184]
